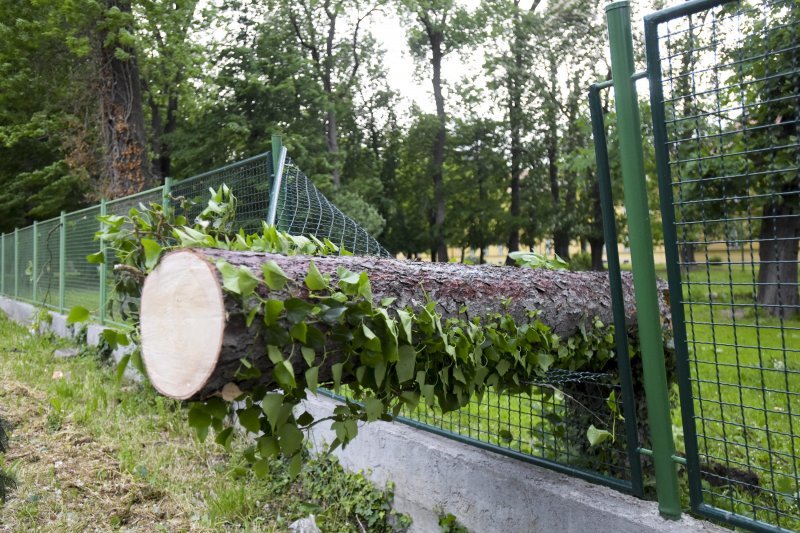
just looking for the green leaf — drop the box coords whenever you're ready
[264,299,284,326]
[86,251,105,264]
[102,329,118,349]
[267,345,283,364]
[374,362,386,388]
[278,423,304,456]
[499,429,514,443]
[258,435,280,459]
[301,346,315,366]
[262,260,289,291]
[297,411,314,427]
[332,363,343,392]
[237,406,261,433]
[285,298,314,324]
[363,398,383,422]
[215,427,234,449]
[252,458,269,478]
[396,309,413,343]
[396,345,416,383]
[188,406,211,442]
[141,238,162,270]
[338,269,360,285]
[290,322,307,344]
[305,366,319,394]
[274,360,297,390]
[288,453,303,478]
[115,353,130,382]
[205,397,229,420]
[304,261,328,291]
[217,261,259,297]
[262,394,284,431]
[587,424,613,446]
[66,306,90,324]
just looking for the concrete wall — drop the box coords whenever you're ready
[1,296,723,533]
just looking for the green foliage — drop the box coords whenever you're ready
[568,252,593,272]
[438,512,468,533]
[508,251,568,270]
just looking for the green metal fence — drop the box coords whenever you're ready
[0,142,642,497]
[598,0,800,530]
[648,0,800,530]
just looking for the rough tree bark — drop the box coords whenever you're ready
[757,200,800,318]
[140,249,670,401]
[98,0,153,198]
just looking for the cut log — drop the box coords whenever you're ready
[140,249,667,401]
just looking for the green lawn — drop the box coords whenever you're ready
[656,263,800,529]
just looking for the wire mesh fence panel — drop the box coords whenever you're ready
[276,156,391,257]
[63,207,102,313]
[1,235,13,297]
[106,187,164,217]
[326,368,636,491]
[170,153,273,233]
[647,0,800,529]
[35,219,61,309]
[15,227,33,303]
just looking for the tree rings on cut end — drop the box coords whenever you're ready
[140,250,226,399]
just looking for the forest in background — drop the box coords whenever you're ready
[0,0,625,268]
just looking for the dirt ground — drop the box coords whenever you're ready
[0,378,190,532]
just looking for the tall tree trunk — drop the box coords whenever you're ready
[680,243,697,268]
[757,200,800,318]
[505,12,525,265]
[326,108,341,188]
[99,0,152,199]
[430,32,448,263]
[589,171,605,271]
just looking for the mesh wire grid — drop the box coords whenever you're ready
[170,153,273,233]
[653,0,800,529]
[15,226,33,303]
[62,207,102,313]
[35,218,61,309]
[1,234,14,297]
[276,156,391,257]
[328,369,635,487]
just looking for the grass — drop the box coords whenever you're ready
[0,313,409,532]
[655,263,800,530]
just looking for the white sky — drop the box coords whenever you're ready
[368,0,485,115]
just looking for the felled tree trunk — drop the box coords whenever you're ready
[140,249,667,401]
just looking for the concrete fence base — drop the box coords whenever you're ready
[0,296,722,533]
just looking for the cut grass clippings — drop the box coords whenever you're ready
[0,313,409,531]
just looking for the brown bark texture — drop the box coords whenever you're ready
[141,249,671,401]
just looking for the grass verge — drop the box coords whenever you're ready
[0,312,409,531]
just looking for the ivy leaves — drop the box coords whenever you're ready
[187,255,620,477]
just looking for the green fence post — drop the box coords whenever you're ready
[32,220,38,303]
[162,177,172,211]
[59,212,66,312]
[14,228,18,299]
[266,134,285,226]
[606,0,681,519]
[1,233,5,296]
[99,199,107,325]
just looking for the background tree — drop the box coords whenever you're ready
[401,0,477,262]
